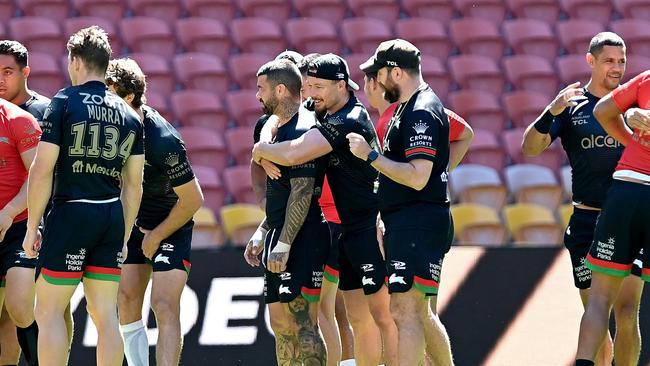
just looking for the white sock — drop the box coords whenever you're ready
[120,320,149,366]
[340,360,356,366]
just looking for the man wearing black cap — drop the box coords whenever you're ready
[253,53,398,366]
[348,39,454,366]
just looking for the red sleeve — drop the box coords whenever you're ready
[10,114,42,153]
[612,71,650,112]
[445,108,466,142]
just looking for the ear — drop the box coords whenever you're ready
[586,53,595,68]
[125,93,135,105]
[275,83,286,96]
[21,65,30,78]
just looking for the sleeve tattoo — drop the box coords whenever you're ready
[278,176,315,245]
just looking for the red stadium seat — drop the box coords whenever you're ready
[237,0,292,24]
[610,19,650,58]
[559,0,612,26]
[506,0,561,24]
[341,17,393,54]
[292,0,348,27]
[463,129,507,172]
[343,53,370,89]
[16,0,71,22]
[229,53,269,90]
[449,90,505,136]
[449,55,505,95]
[503,55,559,96]
[125,53,175,98]
[402,0,454,25]
[0,24,7,43]
[503,19,559,63]
[450,18,505,62]
[0,1,17,23]
[145,91,173,124]
[176,18,231,61]
[223,165,257,204]
[230,18,287,56]
[624,55,650,83]
[9,17,66,57]
[120,17,176,59]
[421,55,451,103]
[396,18,451,60]
[346,0,401,23]
[614,0,650,20]
[556,54,591,85]
[556,19,605,54]
[286,18,343,55]
[27,52,64,98]
[127,0,181,24]
[503,91,550,128]
[453,0,507,23]
[225,127,255,166]
[64,17,122,55]
[177,126,228,172]
[171,90,228,130]
[182,0,236,24]
[193,165,226,214]
[73,0,126,25]
[226,90,263,127]
[173,53,229,95]
[502,128,565,171]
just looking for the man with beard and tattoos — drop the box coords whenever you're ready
[244,59,329,365]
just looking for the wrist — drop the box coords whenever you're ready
[367,150,379,162]
[533,109,555,134]
[271,240,291,253]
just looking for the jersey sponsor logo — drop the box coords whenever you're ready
[72,160,84,173]
[0,136,9,144]
[161,243,174,251]
[166,161,192,180]
[66,248,86,271]
[165,153,180,167]
[24,124,37,135]
[440,171,448,182]
[16,250,28,259]
[360,263,374,272]
[388,273,407,284]
[278,284,291,294]
[361,276,376,286]
[279,272,291,281]
[594,237,615,261]
[580,134,621,149]
[412,121,429,134]
[80,92,126,126]
[390,260,406,270]
[154,254,171,264]
[85,163,121,178]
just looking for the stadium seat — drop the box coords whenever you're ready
[624,55,650,83]
[343,53,370,90]
[450,18,505,62]
[503,55,559,97]
[449,55,505,95]
[341,17,393,54]
[64,17,122,55]
[402,0,455,25]
[448,90,505,135]
[226,90,264,127]
[73,0,126,24]
[556,20,605,55]
[225,127,255,165]
[347,0,401,23]
[556,54,591,85]
[559,0,612,26]
[27,52,64,98]
[449,164,507,210]
[0,1,17,23]
[502,128,565,171]
[9,17,66,57]
[505,164,564,210]
[120,17,176,59]
[230,18,287,56]
[237,0,292,24]
[503,91,550,128]
[192,206,225,248]
[292,0,348,26]
[506,0,561,24]
[396,18,451,60]
[503,203,563,246]
[610,19,650,58]
[125,53,175,98]
[285,18,343,55]
[173,53,229,95]
[177,126,228,172]
[421,55,451,103]
[614,0,650,20]
[454,0,507,23]
[451,203,508,246]
[229,53,269,90]
[171,90,228,130]
[193,165,226,214]
[560,165,572,198]
[127,0,181,24]
[559,203,573,228]
[223,165,257,205]
[145,91,173,124]
[17,0,71,23]
[502,19,559,63]
[462,129,508,173]
[182,0,236,24]
[220,204,265,246]
[176,18,231,61]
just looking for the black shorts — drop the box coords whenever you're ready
[383,203,451,296]
[338,224,387,295]
[0,219,36,288]
[37,200,124,286]
[263,220,329,304]
[123,222,193,274]
[323,221,341,284]
[586,180,649,281]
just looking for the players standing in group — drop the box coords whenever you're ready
[21,26,145,366]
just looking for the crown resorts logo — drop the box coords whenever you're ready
[412,121,429,134]
[165,153,180,167]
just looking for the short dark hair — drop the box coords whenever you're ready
[364,71,378,80]
[0,40,28,69]
[589,32,626,56]
[67,26,112,75]
[297,53,321,75]
[257,59,302,96]
[106,58,147,108]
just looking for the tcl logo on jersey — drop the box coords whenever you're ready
[580,134,621,149]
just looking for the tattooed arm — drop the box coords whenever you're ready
[266,176,315,273]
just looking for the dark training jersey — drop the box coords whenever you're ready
[20,92,50,126]
[264,112,327,229]
[40,81,144,202]
[549,88,623,208]
[315,93,379,231]
[379,85,450,211]
[137,105,195,230]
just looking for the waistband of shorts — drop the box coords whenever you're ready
[572,206,601,216]
[67,197,120,204]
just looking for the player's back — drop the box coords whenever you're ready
[41,80,143,202]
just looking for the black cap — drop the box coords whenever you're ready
[360,39,421,74]
[307,53,359,90]
[275,50,303,65]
